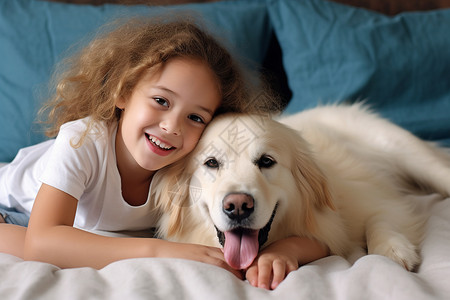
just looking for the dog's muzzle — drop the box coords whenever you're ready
[215,194,278,270]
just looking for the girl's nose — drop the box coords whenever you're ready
[160,118,181,136]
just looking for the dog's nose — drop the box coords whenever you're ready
[223,193,254,221]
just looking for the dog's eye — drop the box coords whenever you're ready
[256,154,276,169]
[204,158,220,169]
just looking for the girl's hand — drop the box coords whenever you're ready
[245,243,298,290]
[156,241,244,279]
[245,236,329,290]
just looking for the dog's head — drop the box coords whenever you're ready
[155,113,335,270]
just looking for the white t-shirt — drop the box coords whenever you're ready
[0,118,159,231]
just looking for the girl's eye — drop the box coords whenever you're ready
[154,97,169,107]
[188,114,205,124]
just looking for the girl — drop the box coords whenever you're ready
[0,16,328,290]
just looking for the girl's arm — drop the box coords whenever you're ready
[24,184,242,278]
[245,236,329,290]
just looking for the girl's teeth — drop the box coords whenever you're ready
[148,135,172,150]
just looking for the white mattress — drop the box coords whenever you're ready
[0,193,449,299]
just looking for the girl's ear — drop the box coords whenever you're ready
[116,97,126,110]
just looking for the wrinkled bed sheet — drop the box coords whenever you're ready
[0,193,449,300]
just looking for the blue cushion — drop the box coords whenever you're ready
[268,0,450,146]
[0,0,271,162]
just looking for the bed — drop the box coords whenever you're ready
[0,193,449,299]
[1,0,450,299]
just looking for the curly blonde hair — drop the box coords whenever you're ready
[39,14,280,141]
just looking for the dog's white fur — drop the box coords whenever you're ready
[153,104,450,270]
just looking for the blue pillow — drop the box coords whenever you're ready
[0,0,271,162]
[268,0,450,146]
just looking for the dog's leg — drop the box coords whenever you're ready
[365,217,422,271]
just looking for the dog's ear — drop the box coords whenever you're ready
[291,138,336,232]
[153,157,192,237]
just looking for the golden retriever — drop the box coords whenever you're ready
[153,104,450,271]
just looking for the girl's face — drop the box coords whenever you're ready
[116,58,221,175]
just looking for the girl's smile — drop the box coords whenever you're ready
[146,133,176,156]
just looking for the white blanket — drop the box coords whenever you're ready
[1,193,449,299]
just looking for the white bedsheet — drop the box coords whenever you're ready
[1,193,449,300]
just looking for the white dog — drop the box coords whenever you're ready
[153,104,450,271]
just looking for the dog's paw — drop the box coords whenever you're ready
[369,234,421,271]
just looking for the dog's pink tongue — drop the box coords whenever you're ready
[223,229,259,270]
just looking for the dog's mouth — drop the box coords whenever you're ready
[215,203,278,270]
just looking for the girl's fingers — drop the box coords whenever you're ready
[246,257,298,290]
[245,265,258,287]
[270,259,287,290]
[256,258,274,290]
